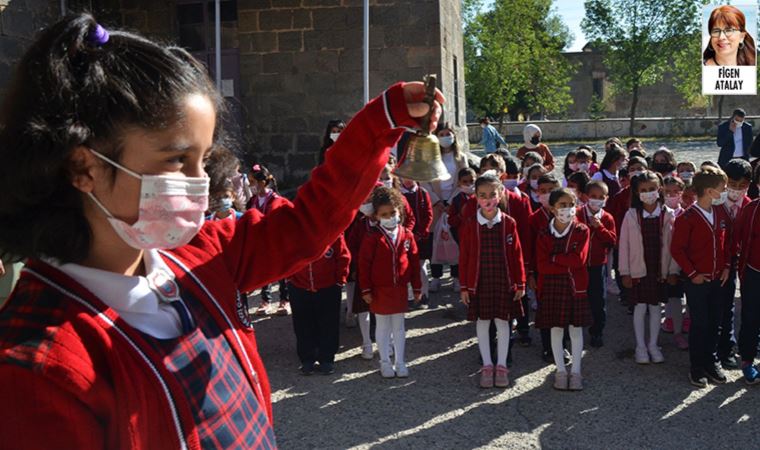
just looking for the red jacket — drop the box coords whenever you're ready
[606,186,631,236]
[447,190,474,231]
[358,226,421,314]
[288,236,351,291]
[346,215,378,275]
[671,204,732,280]
[401,195,416,232]
[535,221,591,298]
[458,190,532,245]
[733,199,760,280]
[721,195,751,223]
[0,82,415,449]
[576,205,617,266]
[402,185,433,240]
[458,212,526,295]
[525,207,552,276]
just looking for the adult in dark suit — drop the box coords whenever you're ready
[717,108,753,168]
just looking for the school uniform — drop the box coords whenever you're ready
[606,186,632,301]
[346,215,379,314]
[716,195,751,361]
[458,210,526,321]
[447,189,474,244]
[734,199,760,363]
[458,189,532,246]
[250,191,294,304]
[577,205,617,338]
[671,204,733,373]
[534,220,592,329]
[401,183,433,260]
[591,169,622,199]
[358,225,422,314]
[288,236,351,366]
[0,81,411,448]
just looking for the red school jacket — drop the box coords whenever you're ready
[458,190,532,245]
[606,186,631,236]
[525,206,552,276]
[289,235,351,291]
[734,199,760,280]
[0,82,417,449]
[576,205,617,266]
[458,212,526,295]
[671,204,732,281]
[535,220,591,298]
[358,225,422,314]
[402,185,433,240]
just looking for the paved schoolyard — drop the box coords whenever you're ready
[251,276,756,449]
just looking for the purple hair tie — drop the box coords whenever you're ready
[87,24,109,46]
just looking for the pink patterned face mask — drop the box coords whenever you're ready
[87,150,209,250]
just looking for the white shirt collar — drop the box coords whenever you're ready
[477,209,502,228]
[549,219,572,238]
[642,204,662,219]
[603,169,618,180]
[400,184,418,194]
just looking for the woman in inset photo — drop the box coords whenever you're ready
[703,5,756,66]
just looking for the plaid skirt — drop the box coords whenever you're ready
[535,273,593,329]
[629,217,667,305]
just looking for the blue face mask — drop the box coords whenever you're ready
[218,197,234,212]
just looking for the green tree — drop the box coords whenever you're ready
[582,0,700,135]
[464,0,577,121]
[587,94,606,120]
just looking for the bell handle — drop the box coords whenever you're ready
[419,74,437,136]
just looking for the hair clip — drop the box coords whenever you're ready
[252,164,261,172]
[87,24,110,46]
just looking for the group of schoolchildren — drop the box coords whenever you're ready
[208,123,760,392]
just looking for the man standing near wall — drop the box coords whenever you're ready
[717,108,754,168]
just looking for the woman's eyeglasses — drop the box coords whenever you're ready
[710,28,740,38]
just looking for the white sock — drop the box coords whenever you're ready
[669,297,684,334]
[358,312,371,347]
[569,325,584,375]
[476,319,493,367]
[391,313,406,366]
[345,282,354,316]
[551,327,566,373]
[648,304,661,349]
[421,260,430,298]
[633,304,647,349]
[375,314,392,363]
[495,318,510,368]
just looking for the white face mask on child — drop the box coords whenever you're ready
[556,207,576,224]
[87,150,209,250]
[587,198,606,212]
[380,214,400,230]
[639,191,660,205]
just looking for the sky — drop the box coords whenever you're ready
[479,0,588,52]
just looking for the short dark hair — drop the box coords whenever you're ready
[522,151,544,166]
[586,180,609,195]
[733,108,746,118]
[503,155,520,175]
[568,171,591,193]
[692,167,728,197]
[0,13,224,264]
[724,158,752,182]
[663,175,685,190]
[458,167,477,181]
[628,156,648,170]
[549,188,575,207]
[537,174,560,189]
[480,153,506,173]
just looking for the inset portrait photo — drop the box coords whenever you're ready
[702,4,757,95]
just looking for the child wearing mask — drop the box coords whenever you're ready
[661,176,690,350]
[517,124,555,171]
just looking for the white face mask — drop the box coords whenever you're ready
[462,184,475,195]
[330,132,341,142]
[87,150,209,250]
[579,163,590,172]
[380,214,400,230]
[587,198,606,211]
[439,135,455,148]
[639,191,660,205]
[712,190,728,206]
[664,194,682,209]
[556,206,576,224]
[735,119,744,127]
[727,187,747,203]
[678,171,694,181]
[359,202,374,217]
[382,179,394,189]
[629,170,644,179]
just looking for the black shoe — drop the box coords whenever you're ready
[590,336,604,348]
[705,364,728,384]
[689,368,708,388]
[300,362,316,376]
[720,354,740,370]
[318,362,335,375]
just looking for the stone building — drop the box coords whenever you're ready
[564,43,760,120]
[0,0,467,190]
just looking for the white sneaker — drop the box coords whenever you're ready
[430,278,441,292]
[361,344,374,360]
[648,345,665,364]
[452,279,461,292]
[395,362,409,378]
[635,346,650,364]
[380,361,395,378]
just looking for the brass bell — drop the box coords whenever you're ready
[394,75,452,183]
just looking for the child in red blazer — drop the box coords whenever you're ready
[577,180,617,348]
[249,164,293,316]
[459,173,526,388]
[671,167,733,388]
[534,188,591,391]
[288,236,351,375]
[360,187,422,378]
[400,176,434,306]
[447,167,477,243]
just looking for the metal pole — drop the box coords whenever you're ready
[363,0,369,104]
[214,0,222,91]
[60,0,66,16]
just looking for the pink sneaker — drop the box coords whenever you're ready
[674,333,689,350]
[661,317,674,334]
[480,365,494,388]
[683,315,691,334]
[494,365,509,388]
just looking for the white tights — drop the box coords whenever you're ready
[376,313,405,366]
[357,312,371,347]
[551,326,583,374]
[633,304,661,349]
[476,318,510,367]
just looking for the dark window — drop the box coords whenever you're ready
[592,78,604,99]
[453,56,460,126]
